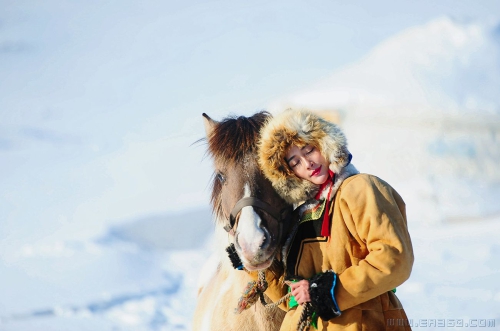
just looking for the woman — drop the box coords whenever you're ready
[257,109,413,331]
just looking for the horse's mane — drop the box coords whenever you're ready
[206,111,271,219]
[207,111,271,164]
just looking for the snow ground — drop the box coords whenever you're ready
[1,213,499,330]
[0,208,213,331]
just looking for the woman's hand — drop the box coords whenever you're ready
[290,280,311,305]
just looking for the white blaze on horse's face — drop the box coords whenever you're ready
[234,183,273,271]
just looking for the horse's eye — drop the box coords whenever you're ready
[216,172,226,184]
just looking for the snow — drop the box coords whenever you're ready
[270,17,500,115]
[402,217,500,325]
[1,1,500,330]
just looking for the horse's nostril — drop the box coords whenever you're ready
[260,227,271,250]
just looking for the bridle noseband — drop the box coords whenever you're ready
[224,196,290,233]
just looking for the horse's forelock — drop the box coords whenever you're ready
[207,111,271,164]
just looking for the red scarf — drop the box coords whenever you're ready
[314,170,335,237]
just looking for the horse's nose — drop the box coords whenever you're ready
[235,228,271,263]
[234,207,271,262]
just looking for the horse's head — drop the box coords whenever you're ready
[203,111,292,271]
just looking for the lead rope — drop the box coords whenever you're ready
[297,302,314,331]
[235,271,313,331]
[235,270,269,313]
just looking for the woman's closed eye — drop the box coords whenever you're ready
[305,146,314,154]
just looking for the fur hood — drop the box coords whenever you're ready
[258,110,358,204]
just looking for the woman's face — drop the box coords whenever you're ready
[285,144,330,185]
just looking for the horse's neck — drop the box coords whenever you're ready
[196,221,239,296]
[214,218,234,251]
[195,257,283,331]
[193,229,284,331]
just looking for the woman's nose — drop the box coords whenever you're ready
[305,158,314,168]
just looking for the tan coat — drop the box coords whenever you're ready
[271,173,413,331]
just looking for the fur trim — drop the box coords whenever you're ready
[258,110,355,204]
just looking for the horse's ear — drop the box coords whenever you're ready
[202,113,217,138]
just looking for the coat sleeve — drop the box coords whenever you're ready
[334,175,414,311]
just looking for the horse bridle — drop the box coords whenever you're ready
[224,196,290,233]
[223,197,292,270]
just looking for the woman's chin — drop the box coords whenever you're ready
[310,174,329,185]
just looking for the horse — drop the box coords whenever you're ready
[192,111,293,331]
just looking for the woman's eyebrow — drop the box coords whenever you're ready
[286,145,309,163]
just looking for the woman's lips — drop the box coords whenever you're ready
[311,166,322,176]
